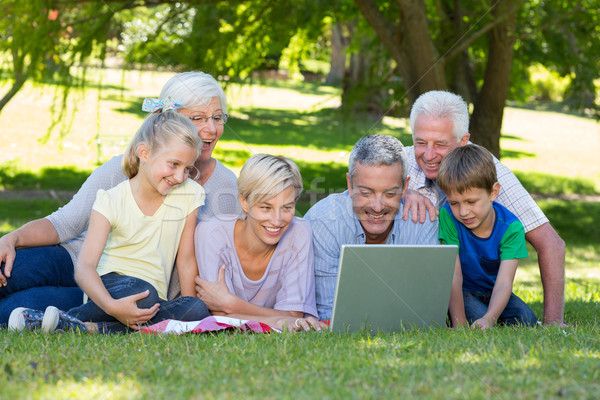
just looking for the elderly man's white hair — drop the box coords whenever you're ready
[409,91,469,141]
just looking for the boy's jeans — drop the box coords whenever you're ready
[67,272,210,333]
[463,290,537,327]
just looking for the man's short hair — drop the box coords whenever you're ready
[409,91,469,142]
[437,144,497,195]
[348,135,407,183]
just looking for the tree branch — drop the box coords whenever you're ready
[441,0,524,63]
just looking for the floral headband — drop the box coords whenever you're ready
[142,96,183,113]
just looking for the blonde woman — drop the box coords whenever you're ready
[195,154,325,331]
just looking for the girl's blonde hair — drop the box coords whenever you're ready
[122,111,201,179]
[237,154,303,211]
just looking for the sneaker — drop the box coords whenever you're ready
[42,306,87,333]
[8,307,44,332]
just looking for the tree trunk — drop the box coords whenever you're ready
[354,0,447,105]
[396,0,447,100]
[326,23,347,86]
[469,1,519,158]
[341,30,388,115]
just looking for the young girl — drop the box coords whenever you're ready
[9,109,210,333]
[195,154,326,331]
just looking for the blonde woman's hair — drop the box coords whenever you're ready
[122,111,201,179]
[437,144,497,195]
[237,154,303,211]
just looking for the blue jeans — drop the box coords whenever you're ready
[67,273,210,334]
[0,245,83,326]
[463,290,537,327]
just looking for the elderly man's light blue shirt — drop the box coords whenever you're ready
[303,190,439,320]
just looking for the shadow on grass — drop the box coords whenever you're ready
[295,160,349,216]
[0,163,91,191]
[515,171,599,195]
[565,300,600,324]
[103,94,148,118]
[500,148,537,160]
[224,107,412,151]
[539,200,600,245]
[239,77,340,96]
[0,199,66,235]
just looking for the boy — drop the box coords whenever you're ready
[436,144,537,329]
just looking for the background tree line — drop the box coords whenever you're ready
[1,0,598,157]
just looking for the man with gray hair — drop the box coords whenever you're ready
[304,134,438,321]
[404,90,566,326]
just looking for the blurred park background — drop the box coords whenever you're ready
[0,1,599,398]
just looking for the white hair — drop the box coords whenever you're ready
[159,71,227,113]
[409,91,469,141]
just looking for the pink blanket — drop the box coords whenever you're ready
[140,316,275,334]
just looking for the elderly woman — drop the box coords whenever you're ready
[0,71,241,325]
[195,154,325,331]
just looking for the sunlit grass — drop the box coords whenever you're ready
[1,73,599,399]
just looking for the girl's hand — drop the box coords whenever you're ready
[0,234,17,286]
[109,290,160,330]
[195,265,234,313]
[269,316,329,332]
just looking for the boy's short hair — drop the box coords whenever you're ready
[437,144,497,194]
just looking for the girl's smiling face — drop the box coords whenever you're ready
[139,139,198,196]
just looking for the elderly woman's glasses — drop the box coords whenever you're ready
[188,113,229,126]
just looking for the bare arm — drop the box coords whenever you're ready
[0,218,60,283]
[75,211,159,329]
[472,259,518,329]
[448,254,468,328]
[175,209,199,297]
[195,266,303,318]
[525,222,566,326]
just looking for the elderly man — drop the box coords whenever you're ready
[404,90,566,326]
[304,135,438,321]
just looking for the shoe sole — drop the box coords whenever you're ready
[8,307,27,332]
[42,306,60,333]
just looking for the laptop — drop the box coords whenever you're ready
[329,244,457,333]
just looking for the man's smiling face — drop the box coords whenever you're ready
[413,114,469,181]
[347,162,408,244]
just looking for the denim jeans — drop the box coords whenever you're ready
[0,245,83,326]
[67,273,210,334]
[463,290,537,327]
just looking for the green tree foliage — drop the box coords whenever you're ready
[119,1,331,81]
[0,0,598,153]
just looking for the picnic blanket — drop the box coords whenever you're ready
[140,316,275,335]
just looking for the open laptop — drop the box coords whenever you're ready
[329,244,457,333]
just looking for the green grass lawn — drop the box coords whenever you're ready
[0,73,599,399]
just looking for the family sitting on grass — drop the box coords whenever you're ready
[0,71,566,334]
